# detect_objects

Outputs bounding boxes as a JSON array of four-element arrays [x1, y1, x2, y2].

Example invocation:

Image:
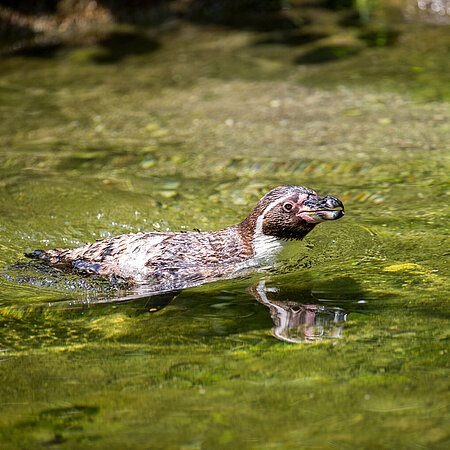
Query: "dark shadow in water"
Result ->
[[9, 42, 63, 58], [359, 29, 399, 48], [0, 0, 56, 56], [0, 17, 35, 43], [5, 30, 160, 61], [296, 44, 360, 64], [16, 404, 99, 442], [188, 12, 300, 32], [321, 0, 354, 11], [173, 0, 301, 32], [0, 1, 302, 58], [0, 0, 58, 15], [1, 0, 400, 65], [338, 9, 361, 27], [91, 30, 160, 64]]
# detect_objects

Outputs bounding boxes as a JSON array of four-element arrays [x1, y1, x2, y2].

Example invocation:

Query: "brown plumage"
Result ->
[[27, 185, 344, 287]]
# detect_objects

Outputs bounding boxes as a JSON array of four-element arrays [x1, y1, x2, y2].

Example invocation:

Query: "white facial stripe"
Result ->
[[253, 193, 296, 260], [255, 194, 294, 235]]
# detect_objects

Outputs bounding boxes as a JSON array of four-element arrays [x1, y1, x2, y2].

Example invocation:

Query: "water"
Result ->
[[0, 7, 449, 448]]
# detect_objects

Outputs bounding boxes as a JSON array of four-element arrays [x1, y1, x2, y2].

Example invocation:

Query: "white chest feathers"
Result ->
[[252, 227, 287, 261], [251, 196, 289, 262]]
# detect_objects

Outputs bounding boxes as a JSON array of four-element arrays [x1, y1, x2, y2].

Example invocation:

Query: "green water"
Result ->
[[0, 8, 449, 449]]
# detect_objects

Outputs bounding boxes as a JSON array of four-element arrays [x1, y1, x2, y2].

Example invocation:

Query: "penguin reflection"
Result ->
[[117, 278, 350, 344], [249, 280, 348, 344]]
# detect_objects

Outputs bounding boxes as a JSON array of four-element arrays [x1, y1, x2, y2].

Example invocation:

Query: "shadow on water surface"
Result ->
[[1, 0, 401, 60], [16, 405, 99, 440], [296, 44, 360, 64], [7, 29, 160, 62], [0, 0, 299, 57], [90, 30, 160, 64]]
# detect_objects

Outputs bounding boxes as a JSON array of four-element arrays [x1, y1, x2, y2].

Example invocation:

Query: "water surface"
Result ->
[[0, 7, 449, 448]]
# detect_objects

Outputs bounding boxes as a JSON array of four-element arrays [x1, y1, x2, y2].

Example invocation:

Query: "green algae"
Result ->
[[0, 6, 449, 449]]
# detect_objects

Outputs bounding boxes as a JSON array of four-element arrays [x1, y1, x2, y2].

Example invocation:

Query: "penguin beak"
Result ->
[[296, 195, 344, 224]]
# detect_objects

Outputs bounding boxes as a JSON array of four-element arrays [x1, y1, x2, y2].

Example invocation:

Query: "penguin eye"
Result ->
[[283, 202, 293, 212]]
